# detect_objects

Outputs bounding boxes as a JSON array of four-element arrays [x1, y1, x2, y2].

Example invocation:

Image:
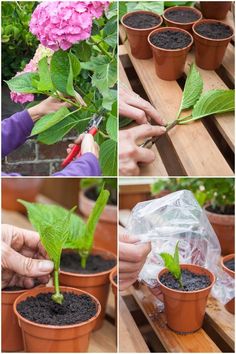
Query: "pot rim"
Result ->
[[121, 10, 163, 32], [148, 26, 193, 53], [60, 247, 117, 279], [13, 286, 101, 330], [157, 264, 215, 294], [204, 203, 235, 218], [193, 19, 234, 42], [221, 253, 235, 276], [109, 267, 118, 289], [163, 5, 202, 26]]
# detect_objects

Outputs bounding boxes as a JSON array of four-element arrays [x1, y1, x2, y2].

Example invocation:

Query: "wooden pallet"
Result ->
[[2, 201, 117, 353], [119, 9, 235, 176]]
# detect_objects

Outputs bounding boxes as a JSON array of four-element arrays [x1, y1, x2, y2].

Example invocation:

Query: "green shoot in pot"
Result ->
[[160, 241, 183, 288]]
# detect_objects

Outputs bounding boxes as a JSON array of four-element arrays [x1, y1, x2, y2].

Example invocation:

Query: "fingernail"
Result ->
[[160, 126, 166, 132], [38, 260, 54, 272]]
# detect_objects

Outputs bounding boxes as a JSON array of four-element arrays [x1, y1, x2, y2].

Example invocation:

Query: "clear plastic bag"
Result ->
[[126, 190, 234, 305]]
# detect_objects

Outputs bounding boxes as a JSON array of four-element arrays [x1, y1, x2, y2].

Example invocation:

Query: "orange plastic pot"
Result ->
[[13, 286, 101, 353], [60, 248, 117, 330], [163, 6, 202, 33], [79, 190, 117, 254], [2, 288, 26, 351], [204, 205, 235, 255], [193, 19, 234, 70], [148, 27, 193, 81], [221, 254, 235, 314], [110, 268, 118, 320], [157, 264, 215, 333], [121, 11, 163, 59], [200, 2, 232, 20]]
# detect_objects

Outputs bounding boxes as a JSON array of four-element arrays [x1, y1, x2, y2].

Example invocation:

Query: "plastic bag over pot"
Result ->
[[126, 190, 234, 305]]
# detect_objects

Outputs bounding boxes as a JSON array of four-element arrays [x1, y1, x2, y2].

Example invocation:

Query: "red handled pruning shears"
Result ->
[[61, 110, 105, 168]]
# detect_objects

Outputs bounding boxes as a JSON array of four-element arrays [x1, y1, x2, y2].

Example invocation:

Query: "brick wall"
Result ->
[[2, 86, 78, 176]]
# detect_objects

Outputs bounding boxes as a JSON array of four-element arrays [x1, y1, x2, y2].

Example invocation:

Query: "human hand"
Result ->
[[67, 133, 100, 159], [119, 226, 151, 291], [119, 124, 166, 175], [119, 85, 165, 125], [1, 224, 54, 289], [28, 96, 71, 122]]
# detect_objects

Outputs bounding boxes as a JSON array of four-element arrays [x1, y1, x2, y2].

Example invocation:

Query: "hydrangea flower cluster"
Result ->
[[29, 1, 109, 51], [10, 45, 53, 104]]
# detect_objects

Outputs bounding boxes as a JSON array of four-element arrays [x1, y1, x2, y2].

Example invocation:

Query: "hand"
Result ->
[[67, 133, 100, 159], [1, 224, 54, 289], [28, 96, 71, 122], [119, 85, 165, 125], [119, 124, 166, 175], [119, 226, 151, 291]]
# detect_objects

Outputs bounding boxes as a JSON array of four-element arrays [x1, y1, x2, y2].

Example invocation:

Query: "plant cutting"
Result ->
[[79, 178, 117, 253], [163, 6, 202, 33], [121, 10, 163, 59], [221, 254, 235, 314], [158, 242, 215, 333], [4, 1, 118, 176], [148, 27, 193, 81], [200, 1, 232, 20], [193, 19, 234, 70]]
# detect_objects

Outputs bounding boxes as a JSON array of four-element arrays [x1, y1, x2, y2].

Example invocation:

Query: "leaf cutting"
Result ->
[[160, 241, 183, 288]]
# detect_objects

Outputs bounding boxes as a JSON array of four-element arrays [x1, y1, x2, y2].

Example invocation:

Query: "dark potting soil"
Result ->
[[195, 22, 233, 39], [160, 269, 211, 291], [61, 253, 116, 274], [224, 258, 235, 272], [123, 13, 161, 29], [165, 9, 201, 23], [17, 292, 97, 326], [3, 286, 25, 291], [206, 204, 234, 215], [150, 30, 192, 49]]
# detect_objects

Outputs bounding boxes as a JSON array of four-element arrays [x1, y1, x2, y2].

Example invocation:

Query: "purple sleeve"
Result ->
[[53, 153, 101, 176], [2, 110, 34, 158]]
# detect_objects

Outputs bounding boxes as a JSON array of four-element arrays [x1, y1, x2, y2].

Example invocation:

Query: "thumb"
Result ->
[[2, 243, 54, 277]]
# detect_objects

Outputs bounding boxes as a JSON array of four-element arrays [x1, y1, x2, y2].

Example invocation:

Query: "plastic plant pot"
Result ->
[[148, 27, 193, 81], [163, 6, 202, 33], [60, 247, 117, 330], [121, 11, 163, 59], [109, 268, 117, 321], [221, 254, 235, 314], [200, 2, 232, 20], [157, 264, 215, 333], [13, 286, 101, 353], [193, 19, 234, 70]]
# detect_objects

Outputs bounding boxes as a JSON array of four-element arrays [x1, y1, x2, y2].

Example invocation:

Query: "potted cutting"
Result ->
[[193, 19, 234, 70], [148, 27, 193, 80], [157, 242, 215, 333], [15, 200, 101, 352], [163, 6, 202, 33], [121, 10, 163, 59], [200, 2, 232, 20], [221, 254, 235, 314], [79, 178, 117, 254]]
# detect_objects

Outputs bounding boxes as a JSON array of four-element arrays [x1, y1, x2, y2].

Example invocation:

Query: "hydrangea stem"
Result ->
[[51, 270, 64, 305], [90, 37, 113, 60]]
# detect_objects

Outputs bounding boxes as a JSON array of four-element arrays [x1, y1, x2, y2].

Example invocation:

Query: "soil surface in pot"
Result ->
[[206, 204, 234, 215], [224, 258, 235, 272], [85, 186, 117, 205], [165, 9, 200, 23], [61, 253, 116, 274], [150, 30, 192, 49], [123, 13, 161, 29], [195, 22, 233, 39], [160, 269, 211, 291], [3, 286, 25, 291], [17, 292, 96, 325]]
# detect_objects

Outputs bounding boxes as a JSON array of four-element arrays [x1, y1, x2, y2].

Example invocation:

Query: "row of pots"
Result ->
[[2, 248, 117, 353], [121, 7, 234, 80]]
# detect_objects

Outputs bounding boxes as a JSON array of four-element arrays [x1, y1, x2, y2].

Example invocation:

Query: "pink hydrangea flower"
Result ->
[[10, 45, 53, 104], [29, 1, 109, 51]]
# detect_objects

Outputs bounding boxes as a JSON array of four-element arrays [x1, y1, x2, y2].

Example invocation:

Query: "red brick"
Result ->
[[7, 140, 36, 162], [38, 141, 69, 160], [2, 162, 50, 176]]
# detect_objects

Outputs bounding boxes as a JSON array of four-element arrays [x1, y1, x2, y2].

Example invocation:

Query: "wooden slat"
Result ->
[[205, 296, 235, 350], [222, 44, 235, 83], [120, 25, 233, 176], [119, 296, 150, 352], [130, 284, 221, 353], [89, 320, 116, 352]]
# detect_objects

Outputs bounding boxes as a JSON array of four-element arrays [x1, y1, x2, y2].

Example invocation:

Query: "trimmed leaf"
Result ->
[[5, 72, 39, 93], [100, 139, 117, 176], [160, 242, 182, 286], [37, 57, 53, 91], [179, 63, 203, 112], [31, 106, 70, 136], [50, 50, 74, 96]]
